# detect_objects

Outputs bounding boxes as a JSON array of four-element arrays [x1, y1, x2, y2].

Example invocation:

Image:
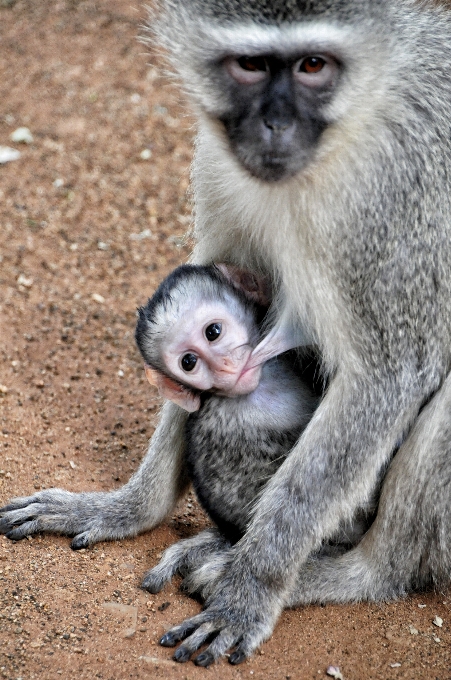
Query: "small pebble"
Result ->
[[140, 148, 152, 160], [17, 274, 33, 288], [390, 663, 401, 668], [10, 127, 33, 143], [130, 228, 152, 240], [92, 293, 105, 304], [326, 666, 343, 680], [432, 616, 443, 628], [0, 146, 20, 163], [409, 626, 419, 635]]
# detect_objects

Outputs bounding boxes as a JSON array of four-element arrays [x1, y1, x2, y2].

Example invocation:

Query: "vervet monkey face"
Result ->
[[217, 51, 341, 181], [161, 300, 263, 395]]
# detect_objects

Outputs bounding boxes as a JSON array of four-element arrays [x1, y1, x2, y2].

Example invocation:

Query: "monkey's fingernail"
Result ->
[[173, 646, 191, 662], [195, 651, 214, 667], [71, 534, 90, 550], [229, 649, 247, 665], [160, 632, 178, 647]]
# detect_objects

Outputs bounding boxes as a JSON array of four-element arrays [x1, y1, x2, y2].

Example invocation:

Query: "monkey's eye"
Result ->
[[181, 353, 198, 372], [225, 56, 269, 84], [299, 56, 325, 74], [294, 55, 336, 88], [205, 323, 222, 342], [237, 56, 268, 73]]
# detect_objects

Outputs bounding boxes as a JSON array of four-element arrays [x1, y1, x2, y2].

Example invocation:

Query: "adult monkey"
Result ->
[[2, 0, 451, 667]]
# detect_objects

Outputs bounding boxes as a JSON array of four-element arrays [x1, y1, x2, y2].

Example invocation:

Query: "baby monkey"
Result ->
[[135, 264, 319, 595]]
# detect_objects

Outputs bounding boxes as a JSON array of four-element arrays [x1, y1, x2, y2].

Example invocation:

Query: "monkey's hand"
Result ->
[[0, 488, 146, 549], [159, 556, 283, 666]]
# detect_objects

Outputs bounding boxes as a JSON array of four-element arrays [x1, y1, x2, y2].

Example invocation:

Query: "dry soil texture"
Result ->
[[0, 2, 450, 680]]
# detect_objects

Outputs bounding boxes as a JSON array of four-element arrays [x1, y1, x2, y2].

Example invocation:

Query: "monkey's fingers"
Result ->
[[0, 488, 143, 548], [161, 608, 268, 666], [0, 494, 41, 513], [172, 621, 218, 663], [0, 501, 78, 540], [160, 612, 208, 647]]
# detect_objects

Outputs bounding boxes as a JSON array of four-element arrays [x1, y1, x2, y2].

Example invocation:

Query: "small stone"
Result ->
[[10, 127, 33, 144], [432, 616, 443, 628], [92, 293, 105, 304], [433, 636, 441, 643], [140, 148, 152, 160], [0, 146, 20, 163], [69, 460, 76, 469], [97, 241, 109, 250], [53, 178, 64, 188], [390, 663, 401, 668], [0, 385, 8, 394], [17, 274, 33, 288], [130, 228, 152, 240], [326, 666, 343, 680], [117, 369, 124, 378], [418, 604, 426, 608], [409, 626, 419, 635]]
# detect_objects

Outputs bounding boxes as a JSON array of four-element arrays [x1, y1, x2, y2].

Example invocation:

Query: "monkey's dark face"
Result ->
[[218, 52, 340, 182]]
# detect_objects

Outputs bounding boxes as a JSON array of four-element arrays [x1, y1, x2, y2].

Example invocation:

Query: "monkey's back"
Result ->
[[185, 356, 317, 542]]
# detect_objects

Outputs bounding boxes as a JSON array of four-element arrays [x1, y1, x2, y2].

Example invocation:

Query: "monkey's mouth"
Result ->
[[232, 363, 262, 395]]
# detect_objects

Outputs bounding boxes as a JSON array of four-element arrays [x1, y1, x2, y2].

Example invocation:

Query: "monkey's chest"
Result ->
[[185, 401, 300, 542]]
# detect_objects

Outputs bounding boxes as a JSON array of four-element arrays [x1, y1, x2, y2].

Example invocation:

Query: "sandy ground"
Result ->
[[0, 2, 450, 679]]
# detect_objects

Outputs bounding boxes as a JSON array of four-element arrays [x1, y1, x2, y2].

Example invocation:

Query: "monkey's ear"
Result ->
[[144, 365, 201, 412], [216, 263, 272, 306]]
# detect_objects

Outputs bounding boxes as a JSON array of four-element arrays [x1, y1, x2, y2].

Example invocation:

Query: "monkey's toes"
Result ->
[[194, 651, 215, 667], [160, 632, 180, 647], [141, 571, 165, 594], [70, 532, 92, 550], [173, 647, 191, 663], [229, 649, 247, 665]]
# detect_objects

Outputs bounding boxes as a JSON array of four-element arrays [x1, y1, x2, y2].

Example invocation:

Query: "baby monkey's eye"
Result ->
[[205, 323, 222, 341], [181, 353, 198, 372]]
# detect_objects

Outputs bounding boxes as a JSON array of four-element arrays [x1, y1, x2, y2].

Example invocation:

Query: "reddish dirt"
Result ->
[[0, 2, 450, 679]]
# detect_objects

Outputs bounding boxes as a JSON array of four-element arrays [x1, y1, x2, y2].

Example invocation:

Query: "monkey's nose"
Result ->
[[217, 356, 238, 374], [263, 117, 292, 132]]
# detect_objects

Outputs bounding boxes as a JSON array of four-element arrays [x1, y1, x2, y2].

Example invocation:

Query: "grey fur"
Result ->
[[185, 355, 316, 541], [2, 0, 451, 667]]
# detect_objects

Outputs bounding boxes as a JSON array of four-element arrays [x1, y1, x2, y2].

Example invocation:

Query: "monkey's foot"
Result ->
[[142, 529, 231, 595], [159, 568, 280, 665], [0, 488, 141, 549]]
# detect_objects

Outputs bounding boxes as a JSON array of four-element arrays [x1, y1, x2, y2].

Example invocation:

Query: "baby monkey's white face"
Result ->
[[162, 300, 263, 396]]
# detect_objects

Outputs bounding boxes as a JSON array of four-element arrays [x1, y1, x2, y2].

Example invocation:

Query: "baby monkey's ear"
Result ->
[[215, 263, 272, 306], [144, 365, 201, 413]]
